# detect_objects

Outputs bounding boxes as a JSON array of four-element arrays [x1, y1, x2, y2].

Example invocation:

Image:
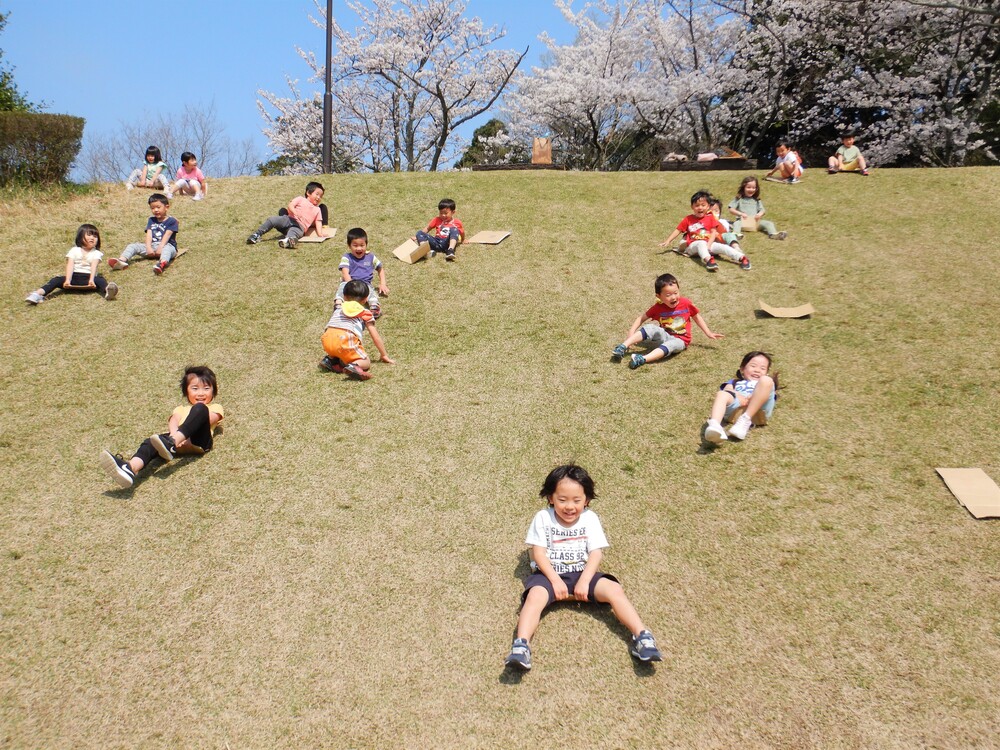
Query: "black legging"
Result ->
[[40, 272, 109, 296], [133, 403, 214, 465]]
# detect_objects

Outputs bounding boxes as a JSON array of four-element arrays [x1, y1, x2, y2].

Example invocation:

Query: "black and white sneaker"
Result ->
[[99, 450, 135, 488], [246, 233, 262, 245], [278, 236, 297, 249], [505, 638, 532, 671], [150, 433, 178, 461], [630, 630, 663, 662]]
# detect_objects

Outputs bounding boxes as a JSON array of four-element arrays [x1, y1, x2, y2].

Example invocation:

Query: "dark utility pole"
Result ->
[[322, 0, 333, 174]]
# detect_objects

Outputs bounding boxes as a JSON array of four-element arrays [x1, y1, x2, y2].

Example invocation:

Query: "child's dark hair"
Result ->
[[737, 351, 779, 391], [540, 464, 597, 502], [654, 273, 679, 293], [346, 227, 368, 245], [343, 279, 369, 300], [438, 198, 456, 211], [145, 145, 162, 162], [709, 197, 722, 210], [690, 190, 712, 205], [181, 365, 218, 397], [737, 175, 760, 200], [180, 151, 196, 164], [75, 223, 101, 250], [775, 138, 792, 149], [149, 193, 169, 206], [305, 181, 325, 196]]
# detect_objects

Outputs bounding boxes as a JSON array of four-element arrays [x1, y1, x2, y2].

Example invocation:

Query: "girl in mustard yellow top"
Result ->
[[99, 366, 224, 489]]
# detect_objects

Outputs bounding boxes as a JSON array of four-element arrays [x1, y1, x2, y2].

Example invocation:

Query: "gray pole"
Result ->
[[322, 0, 333, 174]]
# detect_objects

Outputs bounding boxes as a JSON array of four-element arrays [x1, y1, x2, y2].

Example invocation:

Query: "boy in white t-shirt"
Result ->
[[765, 140, 803, 184], [504, 464, 663, 672]]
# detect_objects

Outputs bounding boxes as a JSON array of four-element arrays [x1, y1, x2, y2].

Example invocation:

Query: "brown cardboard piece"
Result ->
[[392, 239, 430, 264], [532, 137, 552, 165], [936, 468, 1000, 519], [298, 228, 337, 243], [741, 217, 758, 232], [758, 300, 815, 318], [465, 231, 511, 245]]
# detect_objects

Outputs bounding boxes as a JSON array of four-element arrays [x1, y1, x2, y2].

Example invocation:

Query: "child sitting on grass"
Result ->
[[658, 190, 750, 272], [319, 280, 394, 381], [107, 193, 180, 276], [247, 181, 325, 249], [99, 366, 223, 489], [412, 198, 464, 261], [504, 464, 663, 672], [728, 176, 787, 241], [827, 130, 869, 175], [336, 228, 388, 318], [124, 145, 171, 195], [766, 140, 803, 184], [171, 151, 208, 200], [704, 351, 777, 445], [611, 273, 723, 369], [25, 224, 118, 304]]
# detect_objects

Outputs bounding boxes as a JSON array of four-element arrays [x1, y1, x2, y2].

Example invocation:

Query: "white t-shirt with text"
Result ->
[[525, 507, 609, 574]]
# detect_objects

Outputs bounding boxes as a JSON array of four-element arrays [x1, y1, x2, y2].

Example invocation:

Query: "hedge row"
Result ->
[[0, 112, 85, 185]]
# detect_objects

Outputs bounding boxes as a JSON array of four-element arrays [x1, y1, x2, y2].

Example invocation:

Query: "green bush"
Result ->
[[0, 112, 84, 185]]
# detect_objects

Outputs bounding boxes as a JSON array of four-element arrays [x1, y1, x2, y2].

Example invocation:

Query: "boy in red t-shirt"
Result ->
[[610, 273, 724, 369], [658, 190, 748, 272], [412, 198, 464, 261]]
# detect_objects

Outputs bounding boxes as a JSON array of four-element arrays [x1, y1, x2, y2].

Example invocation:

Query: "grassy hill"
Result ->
[[2, 167, 999, 747]]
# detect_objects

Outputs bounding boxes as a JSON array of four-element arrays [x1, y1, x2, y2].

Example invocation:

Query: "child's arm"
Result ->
[[376, 265, 389, 296], [364, 320, 395, 364], [159, 228, 175, 251], [144, 227, 155, 255], [658, 228, 682, 247], [729, 205, 746, 219], [693, 312, 723, 340], [530, 546, 569, 601], [573, 548, 604, 601], [61, 256, 75, 288], [626, 314, 649, 339], [755, 201, 765, 219], [87, 255, 99, 286], [340, 267, 352, 282]]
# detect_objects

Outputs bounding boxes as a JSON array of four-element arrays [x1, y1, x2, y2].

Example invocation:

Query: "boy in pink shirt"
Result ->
[[247, 181, 325, 249]]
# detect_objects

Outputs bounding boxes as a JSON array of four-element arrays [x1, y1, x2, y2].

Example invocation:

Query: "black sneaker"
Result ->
[[445, 251, 456, 262], [505, 638, 532, 671], [705, 257, 719, 272], [630, 630, 663, 662], [319, 355, 345, 373], [99, 450, 135, 488], [246, 233, 261, 245], [150, 433, 178, 461], [344, 363, 372, 381]]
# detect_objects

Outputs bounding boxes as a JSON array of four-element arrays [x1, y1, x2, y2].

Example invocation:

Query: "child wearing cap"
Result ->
[[318, 279, 394, 381]]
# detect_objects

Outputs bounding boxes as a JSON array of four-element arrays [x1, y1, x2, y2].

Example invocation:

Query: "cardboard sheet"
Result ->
[[758, 300, 815, 318], [936, 468, 1000, 519], [298, 229, 337, 243], [741, 217, 758, 232], [392, 238, 430, 264], [465, 231, 511, 245]]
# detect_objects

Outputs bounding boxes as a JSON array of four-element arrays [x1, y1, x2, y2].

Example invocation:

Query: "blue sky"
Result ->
[[1, 0, 573, 170]]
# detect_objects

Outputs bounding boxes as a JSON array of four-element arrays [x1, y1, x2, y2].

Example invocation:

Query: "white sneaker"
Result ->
[[165, 190, 173, 200], [192, 194, 203, 201], [728, 414, 753, 440], [704, 420, 728, 444], [25, 291, 44, 305], [124, 181, 134, 191]]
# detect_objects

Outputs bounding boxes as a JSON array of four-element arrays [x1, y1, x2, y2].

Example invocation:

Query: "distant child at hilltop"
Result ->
[[765, 140, 803, 184], [171, 151, 208, 200], [125, 145, 171, 195], [247, 181, 325, 249], [610, 273, 723, 370], [827, 131, 869, 175], [412, 198, 464, 262]]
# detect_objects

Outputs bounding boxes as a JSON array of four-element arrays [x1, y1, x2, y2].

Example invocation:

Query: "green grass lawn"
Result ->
[[2, 167, 999, 748]]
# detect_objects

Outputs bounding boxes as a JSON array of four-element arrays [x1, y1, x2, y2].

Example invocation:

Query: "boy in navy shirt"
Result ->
[[335, 228, 388, 318], [108, 193, 180, 276]]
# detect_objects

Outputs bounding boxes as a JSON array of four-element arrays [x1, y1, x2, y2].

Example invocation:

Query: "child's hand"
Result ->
[[737, 394, 750, 407], [754, 212, 764, 219], [378, 284, 389, 296], [551, 578, 570, 601], [573, 580, 591, 602], [706, 331, 724, 340], [657, 239, 672, 247], [380, 355, 396, 365]]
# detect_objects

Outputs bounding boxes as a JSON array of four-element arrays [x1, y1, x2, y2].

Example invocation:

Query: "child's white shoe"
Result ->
[[728, 414, 753, 440], [704, 419, 728, 444], [25, 291, 44, 305]]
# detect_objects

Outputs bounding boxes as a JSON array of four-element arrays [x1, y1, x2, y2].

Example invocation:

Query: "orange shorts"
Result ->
[[321, 327, 367, 364]]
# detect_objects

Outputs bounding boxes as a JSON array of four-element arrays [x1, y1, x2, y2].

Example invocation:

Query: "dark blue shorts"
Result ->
[[521, 570, 619, 607]]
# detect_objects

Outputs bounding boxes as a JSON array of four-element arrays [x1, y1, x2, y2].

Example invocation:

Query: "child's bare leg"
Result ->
[[710, 390, 735, 423], [593, 578, 646, 636], [622, 331, 645, 348], [354, 356, 373, 372], [857, 155, 867, 170], [128, 456, 145, 474], [641, 347, 667, 364], [828, 156, 840, 171], [742, 376, 774, 420], [515, 586, 549, 641]]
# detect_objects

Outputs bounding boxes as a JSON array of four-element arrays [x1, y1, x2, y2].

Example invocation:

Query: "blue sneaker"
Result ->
[[610, 344, 627, 363], [630, 630, 662, 662], [629, 353, 646, 370], [505, 638, 532, 671]]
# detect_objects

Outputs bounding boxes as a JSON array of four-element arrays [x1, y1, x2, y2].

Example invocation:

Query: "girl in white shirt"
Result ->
[[25, 224, 118, 304]]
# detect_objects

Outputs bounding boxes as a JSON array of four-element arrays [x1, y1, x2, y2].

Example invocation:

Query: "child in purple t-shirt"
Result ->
[[335, 227, 388, 317]]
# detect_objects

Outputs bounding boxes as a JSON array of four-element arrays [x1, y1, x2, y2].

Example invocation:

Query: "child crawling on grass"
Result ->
[[99, 366, 223, 488], [504, 464, 663, 672], [319, 279, 394, 381]]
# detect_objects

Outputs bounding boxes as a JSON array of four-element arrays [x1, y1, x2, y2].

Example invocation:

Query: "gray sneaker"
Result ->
[[505, 638, 532, 671], [246, 233, 262, 245], [105, 282, 119, 301], [25, 291, 44, 305], [630, 630, 662, 662], [278, 236, 297, 249]]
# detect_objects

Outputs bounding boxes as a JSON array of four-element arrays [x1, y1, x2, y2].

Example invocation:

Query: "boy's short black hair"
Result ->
[[180, 151, 196, 163], [438, 198, 456, 211], [776, 138, 792, 149], [181, 365, 218, 397], [690, 190, 712, 205], [841, 129, 856, 139], [149, 193, 169, 206], [346, 227, 368, 245], [305, 181, 325, 196], [655, 273, 679, 293], [343, 280, 369, 300], [708, 196, 722, 209], [540, 464, 597, 502]]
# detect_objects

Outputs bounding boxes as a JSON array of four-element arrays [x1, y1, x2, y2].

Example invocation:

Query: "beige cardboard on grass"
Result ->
[[758, 300, 815, 318], [741, 217, 758, 232], [297, 228, 338, 243], [392, 238, 430, 264], [935, 468, 1000, 519], [465, 231, 512, 245]]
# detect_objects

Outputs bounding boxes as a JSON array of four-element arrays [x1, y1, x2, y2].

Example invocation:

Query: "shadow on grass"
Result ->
[[100, 455, 202, 498]]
